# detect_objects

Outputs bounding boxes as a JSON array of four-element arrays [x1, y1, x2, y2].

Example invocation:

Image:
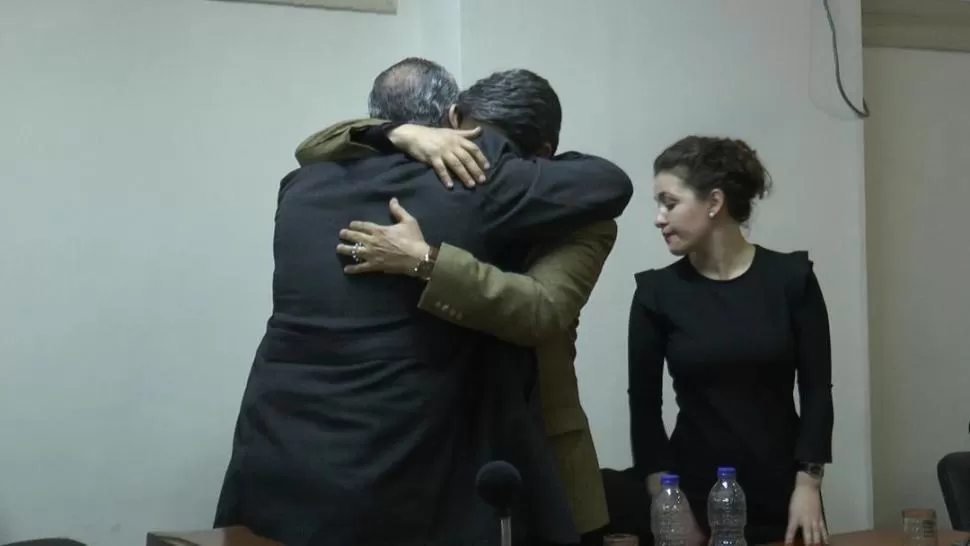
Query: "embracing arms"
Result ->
[[305, 120, 625, 344], [297, 119, 633, 241]]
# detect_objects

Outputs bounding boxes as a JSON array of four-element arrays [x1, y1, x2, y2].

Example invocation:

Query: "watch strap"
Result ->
[[797, 462, 825, 478], [415, 246, 439, 281]]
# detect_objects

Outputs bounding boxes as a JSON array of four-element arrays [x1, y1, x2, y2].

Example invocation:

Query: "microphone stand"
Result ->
[[499, 509, 512, 546]]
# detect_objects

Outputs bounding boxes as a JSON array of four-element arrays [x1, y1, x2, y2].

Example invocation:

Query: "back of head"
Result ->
[[456, 69, 562, 156], [368, 57, 459, 126], [653, 136, 772, 224]]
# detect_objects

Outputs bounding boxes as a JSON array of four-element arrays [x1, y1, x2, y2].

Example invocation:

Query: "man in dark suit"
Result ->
[[213, 58, 633, 546]]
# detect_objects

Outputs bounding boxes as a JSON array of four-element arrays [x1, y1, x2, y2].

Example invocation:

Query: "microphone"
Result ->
[[475, 460, 522, 546]]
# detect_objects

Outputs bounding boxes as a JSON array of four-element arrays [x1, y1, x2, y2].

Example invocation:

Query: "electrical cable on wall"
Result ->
[[823, 0, 870, 118]]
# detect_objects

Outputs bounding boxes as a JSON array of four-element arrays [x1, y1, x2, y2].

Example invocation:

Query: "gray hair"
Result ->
[[367, 57, 459, 126]]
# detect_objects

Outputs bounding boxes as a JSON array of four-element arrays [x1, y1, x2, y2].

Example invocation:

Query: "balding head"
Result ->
[[367, 58, 459, 126]]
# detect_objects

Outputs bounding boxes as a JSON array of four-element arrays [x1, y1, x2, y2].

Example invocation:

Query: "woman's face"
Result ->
[[653, 172, 717, 256]]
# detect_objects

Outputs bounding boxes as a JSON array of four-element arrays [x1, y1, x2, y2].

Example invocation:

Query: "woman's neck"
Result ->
[[688, 226, 755, 281]]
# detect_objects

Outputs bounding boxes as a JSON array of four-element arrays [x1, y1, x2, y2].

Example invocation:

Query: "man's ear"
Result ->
[[447, 104, 460, 129], [535, 142, 554, 159]]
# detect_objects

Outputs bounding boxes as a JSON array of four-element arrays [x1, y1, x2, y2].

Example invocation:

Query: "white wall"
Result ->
[[864, 47, 970, 529], [0, 1, 871, 544]]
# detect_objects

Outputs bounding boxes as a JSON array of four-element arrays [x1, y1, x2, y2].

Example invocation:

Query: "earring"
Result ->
[[708, 211, 715, 218]]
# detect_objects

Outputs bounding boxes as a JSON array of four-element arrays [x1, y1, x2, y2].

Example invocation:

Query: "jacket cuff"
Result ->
[[416, 243, 473, 322]]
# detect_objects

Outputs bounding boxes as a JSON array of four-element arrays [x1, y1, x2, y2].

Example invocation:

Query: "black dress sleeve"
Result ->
[[628, 271, 674, 479], [788, 253, 835, 464]]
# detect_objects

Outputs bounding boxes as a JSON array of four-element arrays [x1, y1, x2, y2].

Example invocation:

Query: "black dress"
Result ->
[[627, 246, 834, 544]]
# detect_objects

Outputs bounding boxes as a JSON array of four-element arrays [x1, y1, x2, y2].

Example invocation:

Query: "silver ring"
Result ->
[[351, 243, 364, 263]]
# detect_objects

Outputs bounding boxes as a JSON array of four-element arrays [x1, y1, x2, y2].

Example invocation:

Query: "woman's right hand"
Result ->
[[387, 124, 489, 189]]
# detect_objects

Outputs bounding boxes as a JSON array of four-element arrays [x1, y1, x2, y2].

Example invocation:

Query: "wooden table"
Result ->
[[146, 527, 967, 546], [772, 529, 970, 546], [146, 527, 282, 546]]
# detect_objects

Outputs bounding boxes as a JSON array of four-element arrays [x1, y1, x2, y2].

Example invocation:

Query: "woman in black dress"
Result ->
[[628, 136, 833, 545]]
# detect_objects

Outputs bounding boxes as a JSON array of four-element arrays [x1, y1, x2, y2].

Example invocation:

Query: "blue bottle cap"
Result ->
[[660, 473, 680, 486], [717, 467, 737, 479]]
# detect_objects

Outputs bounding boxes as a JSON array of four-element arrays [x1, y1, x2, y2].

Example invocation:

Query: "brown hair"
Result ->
[[653, 136, 772, 223]]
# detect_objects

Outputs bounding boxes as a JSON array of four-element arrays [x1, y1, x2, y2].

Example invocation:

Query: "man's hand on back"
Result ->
[[387, 125, 490, 189], [336, 198, 430, 276]]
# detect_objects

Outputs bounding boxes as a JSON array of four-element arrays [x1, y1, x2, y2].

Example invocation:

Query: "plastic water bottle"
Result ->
[[707, 467, 747, 546], [651, 473, 691, 546]]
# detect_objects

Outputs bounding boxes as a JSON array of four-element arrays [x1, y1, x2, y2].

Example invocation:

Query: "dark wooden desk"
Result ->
[[148, 526, 967, 546], [146, 527, 282, 546], [769, 529, 970, 546]]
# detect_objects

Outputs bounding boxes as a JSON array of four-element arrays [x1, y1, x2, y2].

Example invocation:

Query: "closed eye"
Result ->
[[655, 191, 677, 209]]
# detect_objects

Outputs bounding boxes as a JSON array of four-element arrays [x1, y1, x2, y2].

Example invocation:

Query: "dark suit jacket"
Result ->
[[214, 128, 633, 546]]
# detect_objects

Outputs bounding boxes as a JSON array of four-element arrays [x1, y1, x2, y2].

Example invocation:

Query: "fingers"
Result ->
[[461, 139, 490, 173], [416, 128, 489, 189], [388, 198, 414, 223], [436, 148, 485, 189], [443, 151, 477, 189], [456, 126, 482, 139], [810, 520, 826, 545], [452, 148, 486, 186], [785, 517, 797, 545], [335, 243, 359, 257], [343, 261, 376, 274], [430, 157, 454, 189], [336, 242, 377, 274], [785, 521, 825, 546], [346, 221, 381, 234], [338, 228, 374, 245]]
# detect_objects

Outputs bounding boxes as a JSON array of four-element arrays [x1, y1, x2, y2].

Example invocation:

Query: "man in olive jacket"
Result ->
[[295, 114, 615, 543]]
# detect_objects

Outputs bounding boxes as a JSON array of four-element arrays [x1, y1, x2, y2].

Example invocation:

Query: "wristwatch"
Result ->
[[414, 246, 439, 281], [797, 461, 825, 479]]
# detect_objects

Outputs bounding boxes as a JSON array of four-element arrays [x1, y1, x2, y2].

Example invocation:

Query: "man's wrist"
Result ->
[[348, 122, 402, 154], [386, 123, 414, 150], [410, 244, 437, 281], [795, 467, 824, 489]]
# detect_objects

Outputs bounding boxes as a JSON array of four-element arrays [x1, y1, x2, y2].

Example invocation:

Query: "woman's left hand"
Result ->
[[336, 198, 429, 276], [785, 480, 828, 545]]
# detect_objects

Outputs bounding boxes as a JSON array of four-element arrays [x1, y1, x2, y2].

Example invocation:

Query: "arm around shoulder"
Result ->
[[478, 139, 634, 245], [294, 118, 388, 166]]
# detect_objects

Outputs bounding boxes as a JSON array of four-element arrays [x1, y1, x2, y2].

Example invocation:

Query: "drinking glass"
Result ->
[[902, 508, 938, 546]]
